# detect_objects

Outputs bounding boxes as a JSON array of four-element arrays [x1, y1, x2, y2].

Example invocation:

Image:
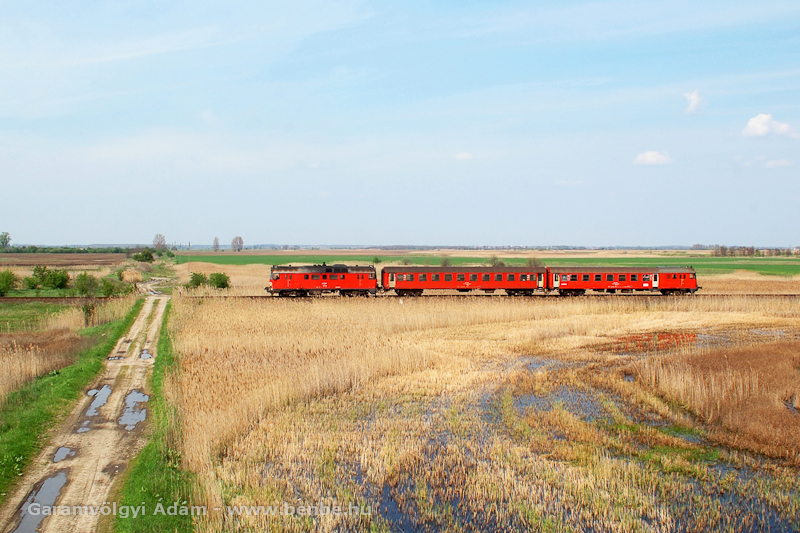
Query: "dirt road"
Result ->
[[0, 296, 168, 533]]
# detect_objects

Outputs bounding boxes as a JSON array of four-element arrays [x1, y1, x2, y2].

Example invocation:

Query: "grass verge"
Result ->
[[0, 298, 144, 502], [115, 300, 198, 533]]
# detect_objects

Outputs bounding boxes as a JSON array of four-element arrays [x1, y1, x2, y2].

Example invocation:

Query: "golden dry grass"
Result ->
[[164, 294, 800, 531], [0, 296, 137, 401]]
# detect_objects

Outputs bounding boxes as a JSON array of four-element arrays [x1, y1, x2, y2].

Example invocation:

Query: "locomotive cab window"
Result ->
[[594, 274, 602, 282], [690, 273, 696, 279], [369, 273, 375, 280], [322, 275, 327, 279], [272, 273, 279, 280], [445, 274, 453, 281], [457, 274, 465, 281], [432, 274, 440, 281]]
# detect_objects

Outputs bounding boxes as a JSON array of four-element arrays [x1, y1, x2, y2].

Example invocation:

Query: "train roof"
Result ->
[[381, 266, 547, 273], [548, 266, 696, 273], [270, 263, 375, 273]]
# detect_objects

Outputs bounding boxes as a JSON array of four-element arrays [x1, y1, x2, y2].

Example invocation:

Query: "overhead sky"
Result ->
[[1, 1, 799, 247]]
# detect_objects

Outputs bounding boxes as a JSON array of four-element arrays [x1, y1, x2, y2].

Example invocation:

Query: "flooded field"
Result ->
[[164, 295, 800, 532]]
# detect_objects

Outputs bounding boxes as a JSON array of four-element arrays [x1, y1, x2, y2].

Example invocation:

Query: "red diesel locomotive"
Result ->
[[267, 264, 699, 297]]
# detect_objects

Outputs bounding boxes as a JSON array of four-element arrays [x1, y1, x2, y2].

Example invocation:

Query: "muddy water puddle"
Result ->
[[139, 349, 152, 359], [119, 390, 149, 430], [85, 385, 112, 416], [515, 387, 614, 423], [52, 447, 76, 463], [13, 470, 68, 533]]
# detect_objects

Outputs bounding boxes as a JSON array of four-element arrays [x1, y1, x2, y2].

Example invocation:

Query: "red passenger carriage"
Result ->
[[381, 266, 547, 296]]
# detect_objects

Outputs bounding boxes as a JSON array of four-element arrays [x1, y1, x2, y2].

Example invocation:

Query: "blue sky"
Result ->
[[1, 1, 799, 247]]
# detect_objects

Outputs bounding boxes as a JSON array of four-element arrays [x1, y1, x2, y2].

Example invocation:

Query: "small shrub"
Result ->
[[188, 273, 208, 288], [75, 272, 100, 297], [372, 256, 383, 264], [132, 249, 155, 263], [43, 269, 70, 289], [526, 257, 544, 268], [0, 270, 19, 296], [208, 273, 231, 289], [440, 256, 453, 267], [32, 265, 49, 282], [23, 276, 40, 290], [400, 258, 414, 266], [165, 250, 175, 258]]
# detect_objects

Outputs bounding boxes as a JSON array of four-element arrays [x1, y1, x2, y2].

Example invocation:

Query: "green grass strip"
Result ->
[[116, 300, 198, 533], [0, 298, 144, 502], [175, 254, 800, 276]]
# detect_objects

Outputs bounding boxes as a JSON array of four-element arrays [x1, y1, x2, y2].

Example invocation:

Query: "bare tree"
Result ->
[[231, 236, 244, 252], [0, 232, 10, 249], [153, 233, 166, 250], [213, 237, 220, 252], [525, 256, 544, 268]]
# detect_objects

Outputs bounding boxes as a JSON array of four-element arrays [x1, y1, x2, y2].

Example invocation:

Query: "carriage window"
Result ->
[[304, 274, 309, 279], [570, 275, 578, 282], [619, 275, 626, 281], [643, 274, 651, 281], [457, 274, 465, 281], [470, 274, 478, 281], [406, 274, 414, 281], [654, 274, 658, 281], [582, 274, 589, 282], [482, 274, 490, 281], [508, 274, 515, 281], [630, 275, 638, 281], [389, 273, 394, 281], [312, 274, 321, 280], [555, 274, 560, 282], [594, 274, 602, 282], [419, 274, 427, 282], [432, 274, 440, 281], [445, 274, 452, 281], [606, 274, 614, 281], [538, 273, 543, 281], [520, 274, 528, 281], [495, 274, 503, 281]]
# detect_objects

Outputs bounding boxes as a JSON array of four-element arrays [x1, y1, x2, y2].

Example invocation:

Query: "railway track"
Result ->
[[184, 293, 800, 299]]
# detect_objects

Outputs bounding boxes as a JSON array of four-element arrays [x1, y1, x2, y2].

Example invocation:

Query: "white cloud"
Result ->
[[766, 159, 794, 168], [453, 152, 473, 160], [633, 151, 673, 165], [683, 89, 702, 114], [742, 113, 798, 137]]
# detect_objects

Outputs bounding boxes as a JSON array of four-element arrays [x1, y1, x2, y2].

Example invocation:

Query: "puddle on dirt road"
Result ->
[[52, 447, 76, 463], [13, 470, 68, 533], [139, 349, 152, 359], [119, 391, 149, 430], [107, 356, 123, 360], [85, 385, 112, 416]]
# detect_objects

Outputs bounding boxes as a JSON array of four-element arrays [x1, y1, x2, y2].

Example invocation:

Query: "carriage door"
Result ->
[[537, 272, 544, 289], [389, 272, 396, 289], [652, 274, 659, 289]]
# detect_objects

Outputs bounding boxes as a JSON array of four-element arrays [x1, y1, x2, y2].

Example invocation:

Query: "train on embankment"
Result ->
[[266, 263, 699, 297]]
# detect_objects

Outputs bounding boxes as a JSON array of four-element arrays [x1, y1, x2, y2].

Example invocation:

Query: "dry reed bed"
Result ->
[[167, 295, 800, 531], [0, 295, 137, 401]]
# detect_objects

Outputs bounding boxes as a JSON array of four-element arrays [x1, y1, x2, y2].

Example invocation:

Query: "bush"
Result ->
[[101, 278, 131, 297], [188, 273, 208, 288], [372, 256, 383, 264], [440, 256, 453, 267], [32, 265, 49, 282], [164, 250, 175, 258], [525, 257, 544, 268], [0, 270, 19, 296], [75, 272, 100, 297], [43, 269, 70, 289], [132, 249, 155, 263], [400, 258, 414, 266], [23, 276, 40, 290], [208, 273, 231, 289]]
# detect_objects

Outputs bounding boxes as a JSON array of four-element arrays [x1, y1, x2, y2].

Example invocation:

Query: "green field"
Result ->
[[176, 254, 800, 276], [0, 301, 74, 332]]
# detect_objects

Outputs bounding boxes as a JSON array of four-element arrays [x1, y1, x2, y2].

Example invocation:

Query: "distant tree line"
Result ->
[[711, 245, 798, 257]]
